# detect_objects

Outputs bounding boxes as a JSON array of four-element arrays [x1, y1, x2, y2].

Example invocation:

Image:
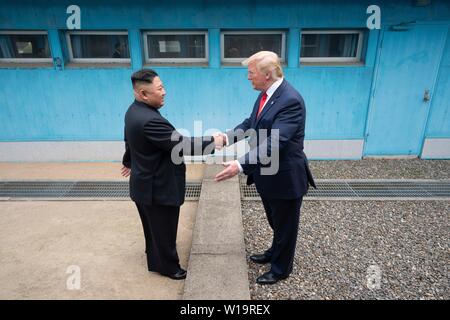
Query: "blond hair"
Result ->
[[242, 51, 283, 80]]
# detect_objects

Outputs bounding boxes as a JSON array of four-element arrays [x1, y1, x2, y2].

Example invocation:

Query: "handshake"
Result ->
[[121, 131, 240, 182], [213, 132, 227, 150]]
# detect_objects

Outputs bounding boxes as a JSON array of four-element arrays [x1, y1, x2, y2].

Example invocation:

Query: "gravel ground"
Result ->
[[242, 160, 450, 300], [242, 200, 449, 300], [308, 159, 450, 180]]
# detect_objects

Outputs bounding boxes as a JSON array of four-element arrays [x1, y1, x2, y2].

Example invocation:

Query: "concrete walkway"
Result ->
[[0, 163, 206, 299], [0, 162, 205, 181]]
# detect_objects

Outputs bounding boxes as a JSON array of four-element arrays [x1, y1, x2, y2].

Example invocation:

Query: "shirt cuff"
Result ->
[[234, 160, 243, 173], [224, 133, 230, 146]]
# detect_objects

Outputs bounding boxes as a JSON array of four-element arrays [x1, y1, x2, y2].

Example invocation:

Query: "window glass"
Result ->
[[0, 33, 50, 59], [146, 33, 206, 60], [301, 33, 360, 58], [223, 33, 283, 59], [69, 34, 129, 59]]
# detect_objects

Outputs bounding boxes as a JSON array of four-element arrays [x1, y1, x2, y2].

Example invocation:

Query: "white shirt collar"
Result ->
[[265, 78, 284, 99]]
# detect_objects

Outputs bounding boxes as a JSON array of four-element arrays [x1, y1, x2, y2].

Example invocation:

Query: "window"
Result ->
[[143, 31, 208, 64], [0, 31, 52, 62], [66, 31, 130, 63], [300, 30, 364, 64], [221, 31, 286, 64]]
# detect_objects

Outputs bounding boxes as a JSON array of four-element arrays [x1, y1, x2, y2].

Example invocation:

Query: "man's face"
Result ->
[[137, 76, 166, 108], [247, 61, 268, 91]]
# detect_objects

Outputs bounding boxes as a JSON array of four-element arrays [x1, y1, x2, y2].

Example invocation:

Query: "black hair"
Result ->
[[131, 69, 159, 88]]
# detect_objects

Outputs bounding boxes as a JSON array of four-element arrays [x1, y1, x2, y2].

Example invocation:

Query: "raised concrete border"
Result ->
[[0, 141, 124, 162], [1, 139, 366, 161], [183, 165, 250, 300], [0, 141, 248, 163], [421, 138, 450, 159], [304, 139, 364, 160]]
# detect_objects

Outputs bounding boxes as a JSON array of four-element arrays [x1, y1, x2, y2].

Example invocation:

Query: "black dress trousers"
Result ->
[[261, 197, 303, 277], [135, 202, 181, 275]]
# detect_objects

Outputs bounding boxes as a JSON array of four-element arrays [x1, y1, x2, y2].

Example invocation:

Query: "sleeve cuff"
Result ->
[[224, 133, 230, 146], [234, 160, 243, 173]]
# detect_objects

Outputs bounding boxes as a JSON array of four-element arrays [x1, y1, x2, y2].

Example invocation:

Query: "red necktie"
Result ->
[[256, 92, 268, 118]]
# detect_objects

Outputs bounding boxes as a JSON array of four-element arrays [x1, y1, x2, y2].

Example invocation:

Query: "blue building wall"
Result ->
[[0, 0, 449, 159], [427, 28, 450, 138]]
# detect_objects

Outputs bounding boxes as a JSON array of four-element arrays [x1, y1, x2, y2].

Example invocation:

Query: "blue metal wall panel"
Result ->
[[0, 0, 449, 153], [0, 68, 133, 141], [288, 66, 373, 139], [364, 24, 448, 156], [0, 65, 374, 141], [1, 1, 449, 29], [426, 26, 450, 138]]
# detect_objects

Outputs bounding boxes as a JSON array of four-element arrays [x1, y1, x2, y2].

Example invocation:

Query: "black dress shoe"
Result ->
[[162, 268, 187, 280], [256, 271, 287, 285], [250, 253, 271, 264]]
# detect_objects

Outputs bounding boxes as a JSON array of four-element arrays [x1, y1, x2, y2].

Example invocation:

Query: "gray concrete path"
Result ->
[[0, 201, 197, 299], [0, 162, 205, 181], [0, 163, 205, 299]]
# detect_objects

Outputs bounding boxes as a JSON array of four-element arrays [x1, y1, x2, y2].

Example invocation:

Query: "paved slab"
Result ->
[[0, 163, 205, 299], [0, 162, 205, 181], [0, 201, 197, 299]]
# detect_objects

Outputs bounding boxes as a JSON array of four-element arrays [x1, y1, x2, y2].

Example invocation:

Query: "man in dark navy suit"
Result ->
[[215, 51, 316, 285], [121, 69, 225, 280]]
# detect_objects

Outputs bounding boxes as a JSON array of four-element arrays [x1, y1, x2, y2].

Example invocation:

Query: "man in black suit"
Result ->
[[215, 51, 316, 285], [121, 69, 224, 280]]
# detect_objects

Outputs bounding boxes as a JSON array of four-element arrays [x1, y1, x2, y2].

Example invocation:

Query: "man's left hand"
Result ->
[[215, 161, 240, 182], [121, 166, 131, 177]]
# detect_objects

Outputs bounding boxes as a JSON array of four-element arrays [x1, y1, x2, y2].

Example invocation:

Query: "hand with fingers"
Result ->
[[214, 160, 240, 182], [121, 166, 131, 177], [213, 132, 227, 150]]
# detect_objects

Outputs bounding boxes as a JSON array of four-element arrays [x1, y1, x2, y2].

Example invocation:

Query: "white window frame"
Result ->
[[143, 31, 209, 64], [0, 30, 52, 63], [221, 30, 286, 64], [300, 29, 364, 63], [66, 31, 131, 63]]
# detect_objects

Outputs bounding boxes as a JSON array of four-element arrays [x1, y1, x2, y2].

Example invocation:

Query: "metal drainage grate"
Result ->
[[241, 180, 450, 200], [0, 181, 202, 201], [185, 182, 202, 199]]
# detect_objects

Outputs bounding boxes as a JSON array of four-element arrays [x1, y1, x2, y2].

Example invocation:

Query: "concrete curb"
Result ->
[[183, 165, 250, 300]]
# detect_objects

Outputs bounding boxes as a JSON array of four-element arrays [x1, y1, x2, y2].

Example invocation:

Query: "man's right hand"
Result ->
[[121, 166, 131, 177], [213, 132, 227, 150]]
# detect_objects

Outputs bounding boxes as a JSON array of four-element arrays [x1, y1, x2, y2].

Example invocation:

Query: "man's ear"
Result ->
[[138, 88, 148, 99]]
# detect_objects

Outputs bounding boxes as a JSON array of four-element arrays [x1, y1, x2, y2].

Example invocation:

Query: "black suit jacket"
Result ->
[[122, 100, 215, 206]]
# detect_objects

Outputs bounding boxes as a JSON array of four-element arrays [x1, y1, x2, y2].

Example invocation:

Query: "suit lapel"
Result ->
[[254, 80, 286, 128]]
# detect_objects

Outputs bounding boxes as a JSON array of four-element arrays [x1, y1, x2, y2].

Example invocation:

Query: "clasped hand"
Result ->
[[121, 132, 237, 182], [213, 132, 227, 150]]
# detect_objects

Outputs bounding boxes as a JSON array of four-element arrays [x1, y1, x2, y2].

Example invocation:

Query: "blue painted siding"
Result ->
[[0, 68, 133, 140], [426, 26, 450, 138], [0, 0, 449, 158], [0, 63, 376, 141], [2, 1, 449, 30], [364, 24, 448, 156], [290, 66, 374, 139]]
